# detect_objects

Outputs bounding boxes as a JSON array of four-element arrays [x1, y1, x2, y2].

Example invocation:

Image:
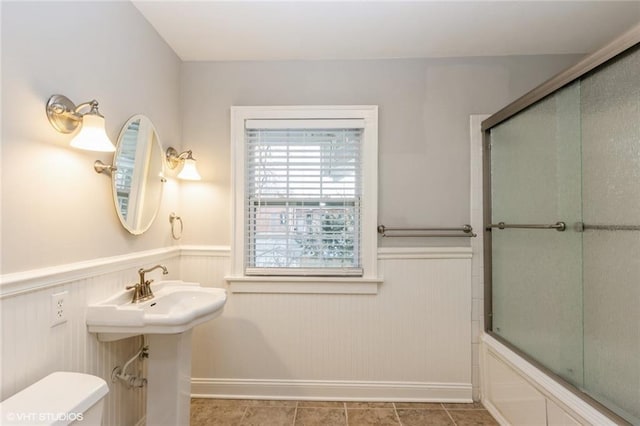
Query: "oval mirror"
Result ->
[[111, 115, 164, 235]]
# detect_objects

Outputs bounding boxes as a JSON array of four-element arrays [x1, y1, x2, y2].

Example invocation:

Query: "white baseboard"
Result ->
[[191, 378, 472, 402]]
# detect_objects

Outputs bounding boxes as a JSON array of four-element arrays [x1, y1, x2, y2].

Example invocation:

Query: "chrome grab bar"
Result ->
[[576, 222, 640, 232], [488, 221, 566, 232], [377, 224, 476, 237]]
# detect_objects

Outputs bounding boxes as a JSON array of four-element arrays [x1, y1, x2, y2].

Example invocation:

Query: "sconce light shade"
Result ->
[[46, 94, 115, 152], [177, 158, 202, 181], [70, 114, 115, 152], [166, 147, 202, 181]]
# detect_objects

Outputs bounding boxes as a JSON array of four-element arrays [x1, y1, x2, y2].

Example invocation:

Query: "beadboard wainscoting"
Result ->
[[1, 244, 474, 425], [0, 248, 181, 426], [182, 246, 474, 402]]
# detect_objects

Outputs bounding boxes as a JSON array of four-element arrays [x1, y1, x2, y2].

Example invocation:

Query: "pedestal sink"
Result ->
[[86, 280, 227, 426]]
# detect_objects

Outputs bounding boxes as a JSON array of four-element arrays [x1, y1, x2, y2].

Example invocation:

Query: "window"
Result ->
[[230, 106, 379, 286]]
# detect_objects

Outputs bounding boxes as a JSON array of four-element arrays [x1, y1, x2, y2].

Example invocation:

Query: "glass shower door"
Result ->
[[490, 81, 584, 387], [580, 47, 640, 424], [487, 41, 640, 424]]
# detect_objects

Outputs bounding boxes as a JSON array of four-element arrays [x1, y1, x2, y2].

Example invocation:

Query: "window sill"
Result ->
[[224, 276, 382, 294]]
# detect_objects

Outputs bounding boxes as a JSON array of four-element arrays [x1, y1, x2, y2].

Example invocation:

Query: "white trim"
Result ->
[[225, 276, 381, 294], [230, 105, 379, 119], [230, 105, 379, 280], [0, 247, 180, 298], [180, 245, 471, 260], [470, 113, 490, 402], [482, 334, 618, 426], [377, 247, 472, 259], [245, 119, 365, 129], [0, 245, 472, 298], [179, 245, 231, 257], [192, 378, 472, 402]]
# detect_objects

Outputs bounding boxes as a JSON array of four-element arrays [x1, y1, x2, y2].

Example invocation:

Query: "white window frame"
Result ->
[[227, 106, 380, 294]]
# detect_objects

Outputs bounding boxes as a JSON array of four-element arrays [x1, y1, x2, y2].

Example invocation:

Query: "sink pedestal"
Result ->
[[146, 330, 193, 426], [86, 281, 227, 424]]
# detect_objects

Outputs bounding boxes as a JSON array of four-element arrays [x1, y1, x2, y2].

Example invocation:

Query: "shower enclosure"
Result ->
[[482, 27, 639, 425]]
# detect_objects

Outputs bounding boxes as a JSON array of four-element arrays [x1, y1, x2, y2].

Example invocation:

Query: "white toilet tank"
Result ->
[[0, 372, 108, 426]]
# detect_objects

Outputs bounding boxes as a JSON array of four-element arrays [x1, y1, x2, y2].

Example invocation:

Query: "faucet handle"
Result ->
[[142, 279, 155, 299], [126, 282, 146, 304]]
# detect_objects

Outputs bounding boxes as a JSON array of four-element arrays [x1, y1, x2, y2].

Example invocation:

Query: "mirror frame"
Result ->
[[111, 114, 165, 235]]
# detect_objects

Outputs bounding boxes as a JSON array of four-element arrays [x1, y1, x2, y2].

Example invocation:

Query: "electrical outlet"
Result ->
[[51, 291, 68, 327]]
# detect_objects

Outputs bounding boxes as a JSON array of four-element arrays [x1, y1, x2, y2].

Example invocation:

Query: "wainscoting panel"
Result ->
[[184, 247, 473, 401], [1, 246, 474, 424], [0, 251, 181, 426]]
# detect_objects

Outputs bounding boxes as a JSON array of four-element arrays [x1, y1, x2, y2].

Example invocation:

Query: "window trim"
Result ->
[[229, 106, 379, 291]]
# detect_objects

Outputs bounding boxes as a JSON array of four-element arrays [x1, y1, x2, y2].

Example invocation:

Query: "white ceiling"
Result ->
[[132, 1, 640, 62]]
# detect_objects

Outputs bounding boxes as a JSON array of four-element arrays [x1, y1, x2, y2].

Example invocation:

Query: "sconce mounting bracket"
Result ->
[[166, 147, 181, 169], [94, 160, 117, 176], [46, 94, 81, 134]]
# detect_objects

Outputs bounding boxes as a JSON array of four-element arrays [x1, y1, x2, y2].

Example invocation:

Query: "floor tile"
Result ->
[[189, 398, 499, 426], [396, 409, 455, 426], [394, 402, 444, 410], [192, 398, 252, 407], [346, 402, 394, 408], [295, 407, 347, 425], [190, 404, 246, 426], [347, 408, 400, 425], [448, 410, 499, 426], [241, 407, 296, 426]]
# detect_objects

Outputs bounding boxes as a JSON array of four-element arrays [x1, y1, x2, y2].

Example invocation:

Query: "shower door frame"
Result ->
[[481, 23, 640, 426]]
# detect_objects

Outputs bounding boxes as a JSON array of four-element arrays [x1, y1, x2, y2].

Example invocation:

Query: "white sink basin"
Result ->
[[86, 280, 227, 341]]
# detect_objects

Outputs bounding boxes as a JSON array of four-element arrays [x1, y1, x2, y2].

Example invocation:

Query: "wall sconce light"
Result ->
[[166, 147, 202, 181], [46, 94, 116, 152]]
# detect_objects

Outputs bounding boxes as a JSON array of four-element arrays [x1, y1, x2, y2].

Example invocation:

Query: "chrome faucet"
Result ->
[[126, 264, 168, 303]]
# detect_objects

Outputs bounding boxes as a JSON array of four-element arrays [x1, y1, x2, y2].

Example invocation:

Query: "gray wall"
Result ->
[[0, 0, 582, 273], [1, 1, 182, 274], [179, 55, 581, 247]]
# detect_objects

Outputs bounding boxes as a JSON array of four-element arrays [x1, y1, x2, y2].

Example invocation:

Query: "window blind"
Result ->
[[245, 119, 364, 276]]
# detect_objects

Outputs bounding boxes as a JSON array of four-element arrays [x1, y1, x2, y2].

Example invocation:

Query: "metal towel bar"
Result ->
[[488, 221, 566, 232], [488, 222, 640, 232], [377, 224, 476, 237], [577, 223, 640, 232]]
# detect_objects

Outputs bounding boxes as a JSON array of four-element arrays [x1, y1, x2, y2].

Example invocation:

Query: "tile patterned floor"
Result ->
[[190, 399, 499, 426]]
